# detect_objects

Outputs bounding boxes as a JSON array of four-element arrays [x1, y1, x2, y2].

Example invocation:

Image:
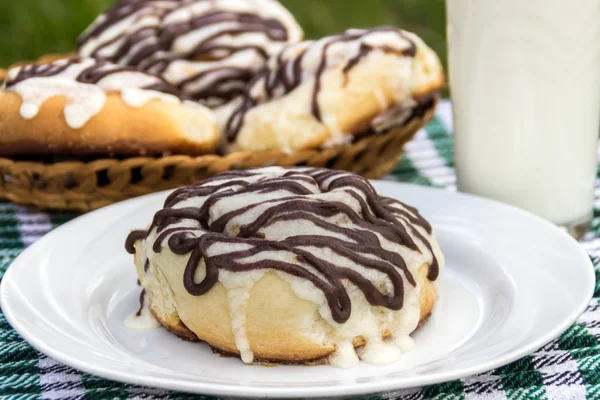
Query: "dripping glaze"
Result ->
[[224, 27, 419, 142], [3, 57, 190, 129], [125, 167, 442, 366], [77, 0, 303, 106]]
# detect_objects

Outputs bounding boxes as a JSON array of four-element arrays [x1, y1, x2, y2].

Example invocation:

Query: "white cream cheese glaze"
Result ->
[[124, 289, 162, 330], [126, 167, 444, 367], [223, 27, 423, 143], [77, 0, 304, 107], [2, 57, 207, 129]]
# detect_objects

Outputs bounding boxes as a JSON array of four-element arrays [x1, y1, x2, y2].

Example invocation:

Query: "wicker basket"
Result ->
[[0, 56, 437, 211]]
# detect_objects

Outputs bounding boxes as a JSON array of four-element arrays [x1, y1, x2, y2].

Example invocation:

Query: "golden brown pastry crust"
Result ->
[[144, 262, 437, 364], [222, 30, 444, 153], [0, 92, 219, 156]]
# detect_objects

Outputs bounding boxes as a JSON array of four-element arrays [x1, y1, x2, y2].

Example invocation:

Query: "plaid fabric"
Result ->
[[1, 100, 600, 400]]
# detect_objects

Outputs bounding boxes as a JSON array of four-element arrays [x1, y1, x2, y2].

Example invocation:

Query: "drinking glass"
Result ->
[[447, 0, 600, 237]]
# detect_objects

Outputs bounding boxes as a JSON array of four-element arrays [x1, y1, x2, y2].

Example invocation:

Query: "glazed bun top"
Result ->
[[223, 27, 443, 145], [76, 0, 177, 66], [77, 0, 304, 107], [2, 57, 208, 129], [4, 56, 179, 95], [126, 166, 442, 324]]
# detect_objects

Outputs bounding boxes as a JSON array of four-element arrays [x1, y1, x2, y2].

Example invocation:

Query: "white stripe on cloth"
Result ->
[[39, 356, 86, 400], [403, 129, 456, 190], [532, 351, 586, 400], [125, 386, 171, 399], [542, 370, 586, 400], [383, 387, 423, 400], [593, 183, 600, 210], [580, 241, 600, 264], [577, 299, 600, 339], [435, 100, 453, 134], [13, 205, 53, 247], [462, 372, 507, 400]]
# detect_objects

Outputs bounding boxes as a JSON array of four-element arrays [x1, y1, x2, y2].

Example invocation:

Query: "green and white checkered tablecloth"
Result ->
[[1, 100, 600, 400]]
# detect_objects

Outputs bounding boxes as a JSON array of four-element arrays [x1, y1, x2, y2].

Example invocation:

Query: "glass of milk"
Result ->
[[447, 0, 600, 237]]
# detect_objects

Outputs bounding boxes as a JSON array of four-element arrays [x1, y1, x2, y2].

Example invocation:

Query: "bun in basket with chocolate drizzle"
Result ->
[[125, 167, 444, 367], [219, 27, 444, 154], [77, 0, 303, 107], [0, 57, 219, 156], [219, 27, 443, 153]]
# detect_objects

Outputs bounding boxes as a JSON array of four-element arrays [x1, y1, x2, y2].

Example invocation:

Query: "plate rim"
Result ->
[[1, 182, 595, 398]]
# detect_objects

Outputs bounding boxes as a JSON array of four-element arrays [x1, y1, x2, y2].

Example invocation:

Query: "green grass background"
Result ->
[[0, 0, 447, 69]]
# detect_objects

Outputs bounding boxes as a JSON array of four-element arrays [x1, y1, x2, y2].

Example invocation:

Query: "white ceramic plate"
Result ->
[[1, 182, 595, 398]]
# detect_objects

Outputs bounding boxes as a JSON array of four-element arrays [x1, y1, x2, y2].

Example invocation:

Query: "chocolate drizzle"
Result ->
[[126, 167, 440, 324], [77, 0, 302, 106], [224, 27, 418, 142], [136, 289, 147, 316], [126, 229, 148, 253], [77, 0, 176, 64], [4, 57, 184, 97]]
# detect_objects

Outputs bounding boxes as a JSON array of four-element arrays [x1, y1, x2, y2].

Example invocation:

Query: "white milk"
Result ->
[[447, 0, 600, 226]]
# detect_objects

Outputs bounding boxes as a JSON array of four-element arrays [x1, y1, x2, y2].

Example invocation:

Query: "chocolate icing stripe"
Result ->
[[385, 198, 432, 234], [285, 234, 416, 287], [154, 226, 200, 253], [175, 67, 253, 101], [225, 27, 418, 142], [125, 229, 148, 253], [4, 59, 77, 87], [197, 234, 352, 320], [152, 207, 204, 232], [89, 20, 163, 63], [4, 57, 185, 98], [77, 0, 301, 106], [77, 0, 175, 47], [208, 194, 317, 234], [256, 212, 381, 246], [345, 189, 420, 251], [159, 11, 288, 54], [126, 167, 439, 324], [163, 177, 256, 208], [136, 289, 147, 316], [384, 201, 438, 279]]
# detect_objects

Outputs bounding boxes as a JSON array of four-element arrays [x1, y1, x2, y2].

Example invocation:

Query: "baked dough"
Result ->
[[0, 57, 219, 156], [77, 0, 303, 107], [126, 167, 444, 367], [220, 27, 444, 153]]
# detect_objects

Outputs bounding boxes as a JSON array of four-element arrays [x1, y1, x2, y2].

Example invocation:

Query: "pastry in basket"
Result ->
[[125, 167, 443, 367], [77, 0, 303, 107], [220, 27, 444, 154], [0, 57, 219, 156]]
